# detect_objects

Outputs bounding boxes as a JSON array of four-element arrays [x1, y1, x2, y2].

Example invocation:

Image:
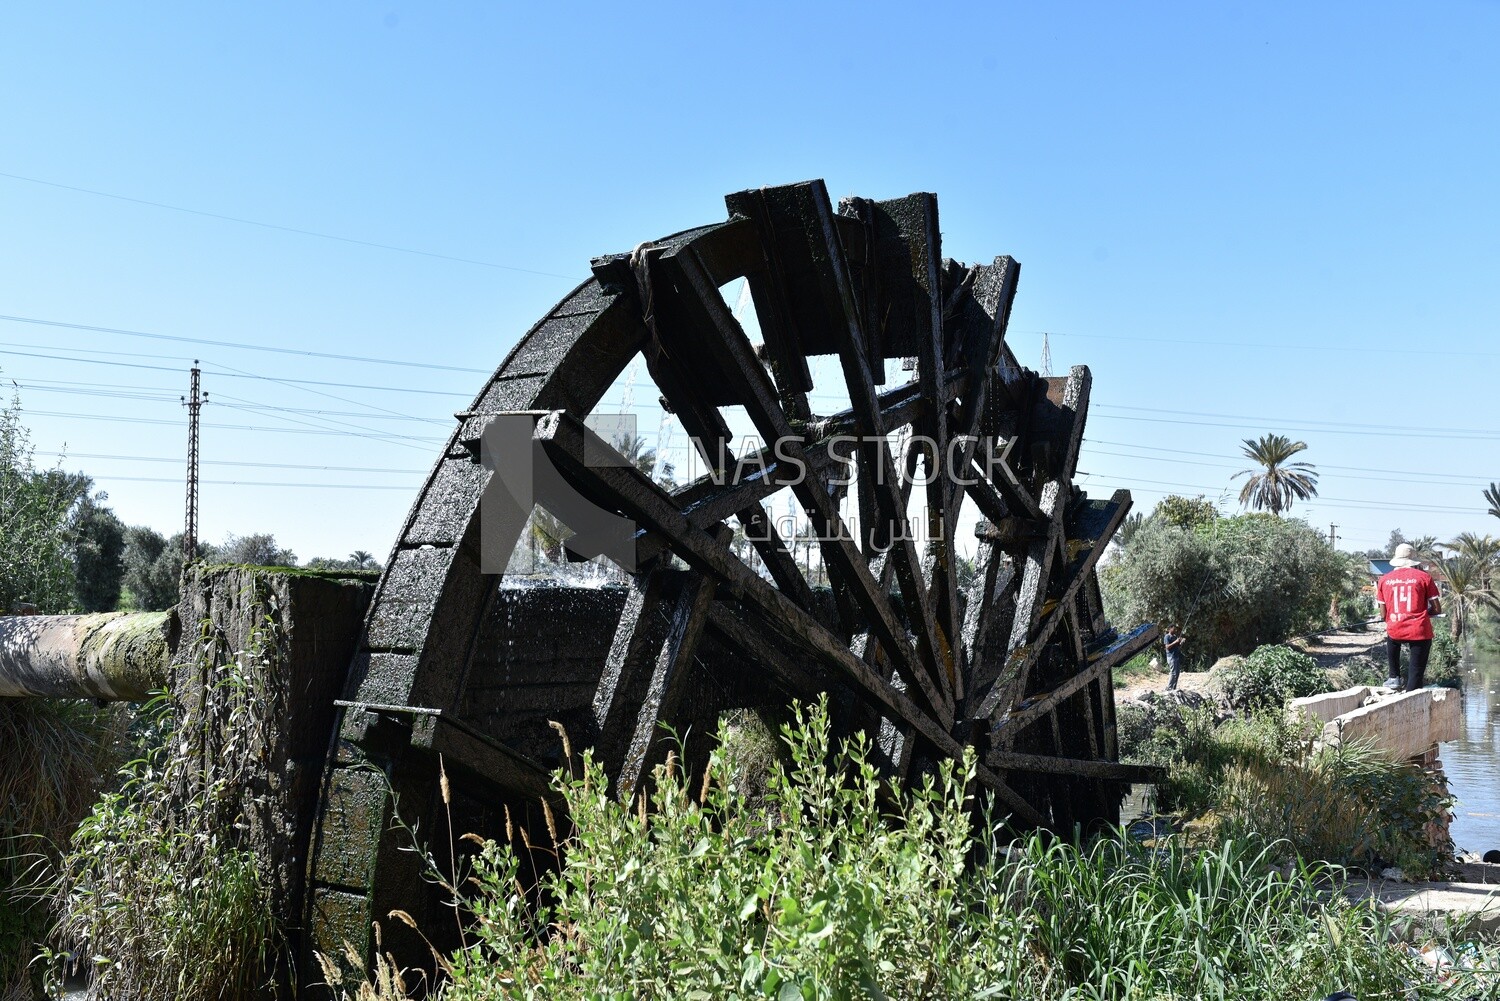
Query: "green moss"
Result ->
[[194, 562, 379, 582]]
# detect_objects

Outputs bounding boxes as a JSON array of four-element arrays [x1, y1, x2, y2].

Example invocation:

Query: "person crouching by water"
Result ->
[[1376, 543, 1442, 691], [1163, 623, 1185, 691]]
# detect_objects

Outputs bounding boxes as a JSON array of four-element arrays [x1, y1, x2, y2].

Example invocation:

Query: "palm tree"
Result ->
[[1443, 533, 1499, 588], [1432, 554, 1500, 641], [1408, 535, 1442, 567], [614, 433, 676, 487], [1233, 434, 1319, 516], [348, 549, 377, 569], [1485, 482, 1500, 521]]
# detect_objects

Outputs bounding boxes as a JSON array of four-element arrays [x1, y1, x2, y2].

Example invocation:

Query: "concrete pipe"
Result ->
[[0, 611, 177, 700]]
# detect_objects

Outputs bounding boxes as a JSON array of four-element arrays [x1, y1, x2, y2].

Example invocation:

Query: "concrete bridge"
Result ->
[[1292, 684, 1463, 764]]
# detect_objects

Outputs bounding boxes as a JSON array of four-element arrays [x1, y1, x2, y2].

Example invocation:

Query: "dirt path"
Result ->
[[1288, 623, 1385, 669], [1116, 623, 1386, 702]]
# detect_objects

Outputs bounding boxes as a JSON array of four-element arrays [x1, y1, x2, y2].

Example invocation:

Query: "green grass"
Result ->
[[1112, 650, 1160, 688], [0, 698, 127, 1000], [326, 699, 1493, 1000]]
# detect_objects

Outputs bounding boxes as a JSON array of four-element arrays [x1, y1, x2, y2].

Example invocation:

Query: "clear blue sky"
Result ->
[[2, 1, 1497, 562]]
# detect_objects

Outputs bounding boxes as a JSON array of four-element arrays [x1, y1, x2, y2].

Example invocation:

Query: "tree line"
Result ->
[[1, 391, 381, 615]]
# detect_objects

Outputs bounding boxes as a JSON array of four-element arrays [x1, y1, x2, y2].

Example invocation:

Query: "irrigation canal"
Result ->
[[1444, 647, 1500, 858]]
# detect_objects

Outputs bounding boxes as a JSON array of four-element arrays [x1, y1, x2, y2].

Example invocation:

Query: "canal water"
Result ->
[[1443, 647, 1500, 857]]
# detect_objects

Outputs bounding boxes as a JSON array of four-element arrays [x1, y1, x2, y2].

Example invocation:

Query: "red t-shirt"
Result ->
[[1377, 566, 1441, 641]]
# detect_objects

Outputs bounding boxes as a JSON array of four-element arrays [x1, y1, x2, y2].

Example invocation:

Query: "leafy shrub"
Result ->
[[1116, 691, 1220, 766], [1330, 654, 1387, 689], [1338, 593, 1375, 630], [1, 391, 87, 612], [327, 700, 1471, 1001], [1102, 515, 1347, 665], [1220, 739, 1455, 878], [1217, 643, 1327, 711], [1151, 493, 1219, 530], [1149, 708, 1314, 817], [1429, 631, 1463, 687]]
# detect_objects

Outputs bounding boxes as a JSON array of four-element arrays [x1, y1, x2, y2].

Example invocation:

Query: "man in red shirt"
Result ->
[[1375, 543, 1443, 691]]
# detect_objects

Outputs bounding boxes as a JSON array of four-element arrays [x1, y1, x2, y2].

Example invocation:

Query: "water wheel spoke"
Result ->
[[949, 256, 1024, 446], [593, 560, 673, 742], [729, 182, 964, 716], [790, 187, 953, 715], [958, 542, 1016, 716], [705, 603, 826, 700], [655, 377, 817, 611], [986, 749, 1164, 784], [991, 623, 1157, 740], [610, 540, 725, 801], [974, 490, 1132, 721], [654, 239, 952, 727]]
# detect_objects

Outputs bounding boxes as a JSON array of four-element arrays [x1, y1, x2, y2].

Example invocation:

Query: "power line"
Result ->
[[205, 360, 445, 425], [1084, 437, 1497, 483], [36, 449, 425, 474], [0, 169, 582, 280], [1, 339, 195, 363], [202, 399, 440, 451], [0, 347, 472, 397], [1082, 446, 1495, 489], [1046, 328, 1500, 359], [1091, 410, 1499, 441], [100, 474, 415, 490], [1096, 402, 1500, 439], [17, 407, 447, 442], [11, 375, 449, 431], [199, 399, 447, 423], [1087, 471, 1483, 515], [0, 312, 491, 374]]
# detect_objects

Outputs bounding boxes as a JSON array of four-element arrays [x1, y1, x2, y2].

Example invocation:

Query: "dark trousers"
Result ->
[[1166, 655, 1182, 691], [1386, 637, 1432, 691]]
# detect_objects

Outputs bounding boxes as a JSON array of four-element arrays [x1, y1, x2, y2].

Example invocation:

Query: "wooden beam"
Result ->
[[758, 185, 952, 714], [986, 750, 1164, 784], [592, 562, 670, 746], [990, 623, 1158, 740], [612, 539, 724, 801], [705, 603, 825, 700], [973, 490, 1133, 721]]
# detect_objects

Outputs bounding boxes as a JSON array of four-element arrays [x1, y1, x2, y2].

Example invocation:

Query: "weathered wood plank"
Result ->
[[974, 490, 1133, 721], [592, 563, 671, 745], [613, 538, 724, 801], [986, 749, 1164, 784], [705, 603, 825, 700]]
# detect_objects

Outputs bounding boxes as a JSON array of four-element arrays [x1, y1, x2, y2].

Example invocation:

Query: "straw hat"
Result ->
[[1390, 543, 1423, 568]]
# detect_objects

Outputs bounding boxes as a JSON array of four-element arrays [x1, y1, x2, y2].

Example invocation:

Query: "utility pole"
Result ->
[[1039, 332, 1053, 377], [183, 361, 203, 562], [1329, 523, 1338, 549]]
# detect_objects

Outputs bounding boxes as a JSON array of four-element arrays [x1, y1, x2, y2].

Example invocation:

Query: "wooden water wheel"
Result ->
[[302, 180, 1160, 976]]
